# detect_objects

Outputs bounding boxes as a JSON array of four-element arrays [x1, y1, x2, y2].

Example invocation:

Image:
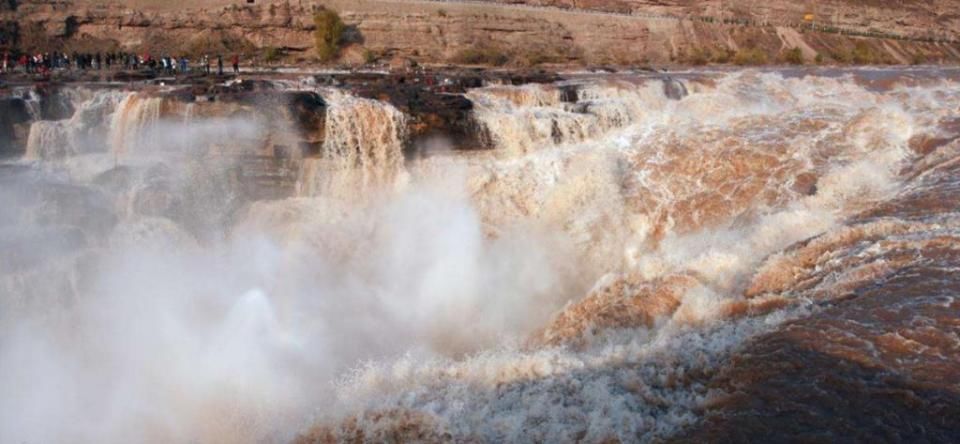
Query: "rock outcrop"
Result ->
[[1, 0, 959, 66]]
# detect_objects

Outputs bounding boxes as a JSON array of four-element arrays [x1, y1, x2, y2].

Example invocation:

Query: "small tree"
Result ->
[[686, 48, 710, 66], [314, 7, 345, 62], [264, 46, 282, 63], [851, 41, 882, 65], [363, 49, 379, 64], [733, 48, 768, 66], [784, 47, 804, 65], [451, 47, 509, 66]]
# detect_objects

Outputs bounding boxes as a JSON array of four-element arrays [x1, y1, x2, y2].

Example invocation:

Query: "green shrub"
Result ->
[[851, 41, 879, 64], [517, 52, 549, 67], [712, 49, 734, 64], [264, 46, 282, 63], [437, 8, 448, 17], [733, 48, 768, 65], [831, 49, 852, 64], [452, 47, 509, 66], [814, 53, 824, 64], [362, 49, 376, 64], [911, 53, 928, 65], [784, 47, 804, 65], [314, 7, 345, 62], [186, 32, 256, 58], [679, 47, 732, 65], [686, 48, 710, 65]]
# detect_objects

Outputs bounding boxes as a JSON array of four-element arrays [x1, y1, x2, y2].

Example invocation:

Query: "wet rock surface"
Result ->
[[1, 69, 566, 158], [0, 96, 30, 156], [318, 70, 562, 152]]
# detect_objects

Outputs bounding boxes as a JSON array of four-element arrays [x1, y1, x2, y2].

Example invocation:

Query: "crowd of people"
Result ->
[[0, 50, 242, 76]]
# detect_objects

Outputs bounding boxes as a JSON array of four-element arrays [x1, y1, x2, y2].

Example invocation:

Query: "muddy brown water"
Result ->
[[3, 67, 960, 442]]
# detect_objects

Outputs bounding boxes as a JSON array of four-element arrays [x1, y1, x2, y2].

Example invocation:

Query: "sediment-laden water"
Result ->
[[2, 68, 959, 443]]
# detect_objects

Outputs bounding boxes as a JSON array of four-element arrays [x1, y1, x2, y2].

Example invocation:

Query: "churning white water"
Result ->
[[2, 69, 959, 443]]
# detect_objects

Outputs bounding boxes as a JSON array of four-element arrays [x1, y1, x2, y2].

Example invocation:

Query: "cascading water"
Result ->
[[108, 93, 165, 159], [24, 89, 127, 161], [24, 120, 70, 160], [466, 80, 670, 155], [2, 69, 960, 443], [304, 72, 960, 441], [296, 89, 408, 198]]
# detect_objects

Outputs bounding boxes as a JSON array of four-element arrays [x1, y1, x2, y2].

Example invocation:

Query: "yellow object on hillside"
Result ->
[[804, 14, 815, 22]]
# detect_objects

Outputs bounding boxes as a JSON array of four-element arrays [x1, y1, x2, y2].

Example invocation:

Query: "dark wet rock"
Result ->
[[177, 162, 248, 242], [559, 84, 579, 103], [327, 70, 560, 153], [0, 24, 15, 53], [0, 226, 88, 273], [131, 163, 180, 219], [286, 90, 326, 149], [0, 165, 118, 240], [162, 86, 197, 103], [35, 183, 118, 239], [0, 164, 42, 225], [588, 65, 618, 73], [569, 102, 590, 114], [0, 96, 30, 156], [112, 70, 157, 82], [3, 69, 567, 163], [352, 82, 488, 153], [33, 84, 75, 120], [909, 133, 957, 156], [93, 166, 135, 194], [497, 70, 563, 86], [125, 161, 249, 242], [662, 77, 688, 100], [133, 179, 181, 219], [791, 172, 818, 196]]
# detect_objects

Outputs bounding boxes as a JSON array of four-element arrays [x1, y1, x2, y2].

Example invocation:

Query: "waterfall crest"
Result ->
[[297, 90, 408, 198]]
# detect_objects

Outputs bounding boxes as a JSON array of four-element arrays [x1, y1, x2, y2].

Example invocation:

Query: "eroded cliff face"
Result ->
[[5, 0, 318, 55], [2, 0, 960, 66], [491, 0, 960, 41]]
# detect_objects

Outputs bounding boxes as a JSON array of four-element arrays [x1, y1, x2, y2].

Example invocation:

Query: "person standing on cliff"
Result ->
[[217, 55, 224, 76], [231, 54, 239, 75]]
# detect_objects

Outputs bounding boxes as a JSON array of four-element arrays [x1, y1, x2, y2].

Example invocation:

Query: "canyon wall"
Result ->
[[1, 0, 959, 66]]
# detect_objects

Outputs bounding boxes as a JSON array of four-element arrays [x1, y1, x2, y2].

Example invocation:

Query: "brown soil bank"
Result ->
[[2, 0, 960, 67]]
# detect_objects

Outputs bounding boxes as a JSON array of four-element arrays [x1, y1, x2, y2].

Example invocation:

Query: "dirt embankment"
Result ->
[[2, 0, 960, 67]]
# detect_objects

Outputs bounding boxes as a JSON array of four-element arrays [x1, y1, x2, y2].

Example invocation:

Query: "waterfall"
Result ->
[[24, 121, 69, 160], [6, 69, 960, 444], [108, 93, 165, 160], [296, 90, 408, 198], [466, 79, 673, 155], [24, 89, 126, 161], [182, 103, 196, 124]]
